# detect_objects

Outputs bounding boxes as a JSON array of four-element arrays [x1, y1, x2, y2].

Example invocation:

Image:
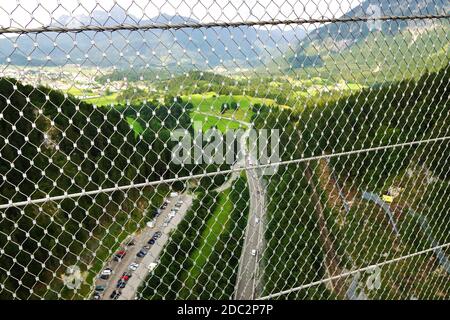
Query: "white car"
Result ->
[[255, 217, 260, 224], [128, 262, 139, 271], [100, 268, 112, 279], [251, 249, 257, 256], [147, 262, 158, 272], [162, 217, 172, 227]]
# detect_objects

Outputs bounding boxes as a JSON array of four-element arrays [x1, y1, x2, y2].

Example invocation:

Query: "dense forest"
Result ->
[[252, 64, 450, 298], [300, 64, 450, 186], [0, 61, 448, 299], [0, 78, 196, 298]]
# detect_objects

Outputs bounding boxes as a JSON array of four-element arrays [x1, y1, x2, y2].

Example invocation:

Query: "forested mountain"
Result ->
[[303, 0, 448, 45], [289, 0, 449, 83], [301, 63, 449, 184], [254, 64, 449, 298], [0, 45, 448, 300], [0, 78, 194, 298]]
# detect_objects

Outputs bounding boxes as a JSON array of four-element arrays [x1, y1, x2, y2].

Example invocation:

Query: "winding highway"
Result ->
[[194, 111, 267, 299], [234, 153, 266, 299], [363, 192, 450, 274], [233, 123, 267, 300]]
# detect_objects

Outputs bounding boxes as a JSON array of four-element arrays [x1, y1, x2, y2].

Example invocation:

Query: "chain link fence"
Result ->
[[0, 0, 449, 300]]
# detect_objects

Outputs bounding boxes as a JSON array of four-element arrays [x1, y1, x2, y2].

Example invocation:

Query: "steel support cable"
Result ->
[[1, 135, 449, 209], [258, 242, 450, 300], [0, 14, 449, 35]]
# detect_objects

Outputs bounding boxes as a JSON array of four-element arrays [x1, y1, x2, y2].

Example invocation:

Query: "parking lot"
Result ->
[[93, 193, 193, 300]]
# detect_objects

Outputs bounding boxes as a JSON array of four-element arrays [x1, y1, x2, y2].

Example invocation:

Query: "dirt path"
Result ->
[[305, 164, 347, 298]]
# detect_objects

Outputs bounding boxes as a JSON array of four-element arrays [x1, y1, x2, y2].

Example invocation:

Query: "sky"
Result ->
[[0, 0, 362, 29]]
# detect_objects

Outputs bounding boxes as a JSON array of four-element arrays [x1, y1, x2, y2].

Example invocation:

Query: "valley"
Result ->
[[0, 0, 449, 301]]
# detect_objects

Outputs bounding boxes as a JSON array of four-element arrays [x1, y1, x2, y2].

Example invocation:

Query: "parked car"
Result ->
[[152, 208, 161, 217], [95, 285, 106, 293], [154, 231, 162, 238], [92, 292, 101, 300], [152, 232, 159, 239], [147, 262, 158, 272], [162, 217, 172, 227], [110, 290, 121, 299], [116, 280, 127, 289], [148, 238, 155, 245], [170, 192, 178, 198], [251, 249, 257, 256], [122, 271, 132, 278], [161, 201, 169, 209], [128, 262, 139, 271], [136, 248, 148, 258], [114, 250, 126, 261], [100, 268, 112, 280]]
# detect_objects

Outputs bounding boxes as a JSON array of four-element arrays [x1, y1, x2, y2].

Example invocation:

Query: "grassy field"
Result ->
[[180, 188, 234, 293], [157, 175, 249, 299], [66, 87, 96, 97], [182, 91, 281, 132], [190, 112, 246, 132], [83, 93, 120, 106]]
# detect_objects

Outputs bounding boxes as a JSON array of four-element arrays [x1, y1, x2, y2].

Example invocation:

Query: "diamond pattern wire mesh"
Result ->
[[0, 0, 449, 300]]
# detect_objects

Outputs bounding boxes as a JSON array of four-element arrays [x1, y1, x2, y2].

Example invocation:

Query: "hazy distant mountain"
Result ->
[[0, 9, 306, 71]]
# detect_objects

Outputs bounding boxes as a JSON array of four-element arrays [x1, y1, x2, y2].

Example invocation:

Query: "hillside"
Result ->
[[252, 64, 449, 299], [289, 0, 449, 83], [0, 78, 193, 298]]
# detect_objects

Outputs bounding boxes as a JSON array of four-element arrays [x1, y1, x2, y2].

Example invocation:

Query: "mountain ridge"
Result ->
[[0, 11, 306, 70]]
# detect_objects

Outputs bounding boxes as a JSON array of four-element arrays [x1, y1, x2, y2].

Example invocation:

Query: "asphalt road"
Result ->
[[94, 193, 192, 300], [94, 112, 266, 300], [234, 154, 267, 299], [197, 116, 267, 300]]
